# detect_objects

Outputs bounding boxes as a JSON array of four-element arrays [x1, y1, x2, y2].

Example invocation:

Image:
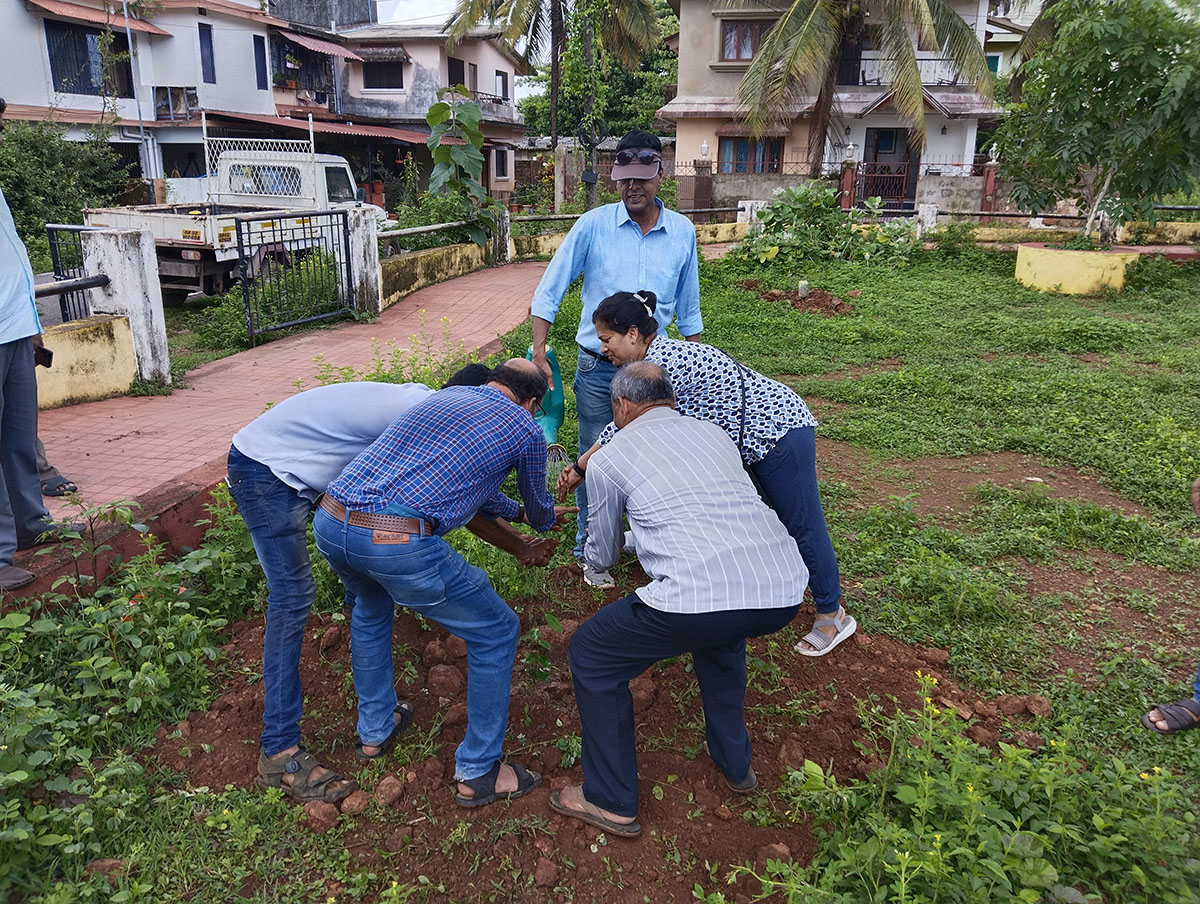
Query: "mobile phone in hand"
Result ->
[[34, 346, 53, 368]]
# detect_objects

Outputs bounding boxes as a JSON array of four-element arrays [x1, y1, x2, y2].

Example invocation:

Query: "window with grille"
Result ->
[[718, 137, 783, 174], [363, 62, 404, 88], [494, 148, 508, 179], [720, 21, 772, 61], [44, 20, 133, 97]]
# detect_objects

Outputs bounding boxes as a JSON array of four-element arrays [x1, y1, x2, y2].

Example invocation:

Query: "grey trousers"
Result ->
[[35, 437, 61, 483], [0, 337, 50, 565]]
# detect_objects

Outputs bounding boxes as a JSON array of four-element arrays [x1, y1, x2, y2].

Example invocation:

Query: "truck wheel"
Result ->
[[161, 288, 191, 307]]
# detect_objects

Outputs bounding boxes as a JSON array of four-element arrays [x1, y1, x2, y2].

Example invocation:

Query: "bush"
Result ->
[[387, 191, 477, 251], [728, 182, 920, 268], [0, 490, 263, 898], [0, 120, 130, 272], [708, 674, 1200, 904]]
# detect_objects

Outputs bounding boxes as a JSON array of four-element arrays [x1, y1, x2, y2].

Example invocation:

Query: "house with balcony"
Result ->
[[328, 23, 528, 200], [658, 0, 999, 207], [3, 0, 285, 178]]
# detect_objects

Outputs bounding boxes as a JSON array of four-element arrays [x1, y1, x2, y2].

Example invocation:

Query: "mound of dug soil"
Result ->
[[147, 565, 1016, 902], [736, 279, 855, 317]]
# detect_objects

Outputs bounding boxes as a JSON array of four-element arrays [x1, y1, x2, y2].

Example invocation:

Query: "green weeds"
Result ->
[[705, 676, 1200, 903]]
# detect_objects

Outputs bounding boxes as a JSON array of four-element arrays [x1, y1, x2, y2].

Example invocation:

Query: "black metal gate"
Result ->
[[45, 224, 96, 322], [234, 209, 354, 344]]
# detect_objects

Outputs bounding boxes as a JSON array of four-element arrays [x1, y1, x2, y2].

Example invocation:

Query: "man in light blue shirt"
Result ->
[[0, 181, 55, 591], [529, 129, 703, 587]]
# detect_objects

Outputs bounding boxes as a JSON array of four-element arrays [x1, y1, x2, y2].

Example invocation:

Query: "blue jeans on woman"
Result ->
[[572, 348, 619, 558], [226, 445, 315, 756], [312, 506, 520, 781], [750, 426, 843, 615]]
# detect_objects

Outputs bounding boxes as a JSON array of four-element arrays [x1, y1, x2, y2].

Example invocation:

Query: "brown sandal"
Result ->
[[256, 746, 357, 803]]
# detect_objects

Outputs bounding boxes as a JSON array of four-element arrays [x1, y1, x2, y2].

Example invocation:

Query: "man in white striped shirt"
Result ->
[[548, 362, 808, 838]]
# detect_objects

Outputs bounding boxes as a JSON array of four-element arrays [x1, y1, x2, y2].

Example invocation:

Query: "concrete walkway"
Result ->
[[37, 261, 547, 519]]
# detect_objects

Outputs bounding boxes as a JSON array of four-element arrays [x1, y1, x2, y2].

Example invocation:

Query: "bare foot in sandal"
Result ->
[[258, 745, 357, 803], [548, 784, 641, 838], [795, 606, 857, 657], [455, 760, 541, 808]]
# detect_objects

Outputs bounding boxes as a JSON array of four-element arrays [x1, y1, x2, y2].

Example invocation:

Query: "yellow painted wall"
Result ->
[[37, 315, 138, 410], [695, 221, 748, 244], [380, 242, 488, 310], [1120, 220, 1200, 244], [511, 221, 748, 261], [1015, 244, 1142, 295]]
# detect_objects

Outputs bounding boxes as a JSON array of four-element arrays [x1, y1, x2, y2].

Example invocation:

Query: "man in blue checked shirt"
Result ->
[[314, 359, 575, 809], [530, 129, 703, 589]]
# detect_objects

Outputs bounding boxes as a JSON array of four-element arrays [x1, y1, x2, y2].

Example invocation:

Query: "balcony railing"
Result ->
[[470, 90, 510, 107], [847, 56, 965, 87], [155, 86, 200, 121]]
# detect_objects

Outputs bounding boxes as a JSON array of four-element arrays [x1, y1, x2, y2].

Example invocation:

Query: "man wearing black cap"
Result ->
[[529, 129, 702, 589]]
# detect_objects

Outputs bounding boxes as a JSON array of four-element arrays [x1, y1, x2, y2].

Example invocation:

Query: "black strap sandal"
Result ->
[[455, 760, 542, 809], [1141, 697, 1200, 734], [355, 701, 414, 763], [256, 746, 357, 803]]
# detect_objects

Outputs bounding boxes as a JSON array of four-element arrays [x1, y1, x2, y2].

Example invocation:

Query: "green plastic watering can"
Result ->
[[527, 345, 569, 463]]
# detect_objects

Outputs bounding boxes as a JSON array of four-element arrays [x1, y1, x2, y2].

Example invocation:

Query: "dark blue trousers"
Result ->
[[568, 592, 800, 817], [751, 426, 843, 614]]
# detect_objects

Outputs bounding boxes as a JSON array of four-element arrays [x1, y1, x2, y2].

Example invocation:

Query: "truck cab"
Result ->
[[215, 152, 384, 218]]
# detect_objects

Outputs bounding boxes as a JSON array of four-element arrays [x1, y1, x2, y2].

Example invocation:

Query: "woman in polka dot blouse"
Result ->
[[557, 290, 853, 656]]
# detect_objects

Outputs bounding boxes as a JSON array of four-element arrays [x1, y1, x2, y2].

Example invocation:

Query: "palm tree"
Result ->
[[446, 0, 659, 149], [732, 0, 992, 177]]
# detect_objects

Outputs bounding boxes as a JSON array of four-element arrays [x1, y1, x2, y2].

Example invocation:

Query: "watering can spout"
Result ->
[[527, 345, 567, 455]]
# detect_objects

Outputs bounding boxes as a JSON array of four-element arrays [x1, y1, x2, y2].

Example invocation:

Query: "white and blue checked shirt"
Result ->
[[584, 407, 808, 614], [327, 385, 556, 533], [530, 199, 703, 353]]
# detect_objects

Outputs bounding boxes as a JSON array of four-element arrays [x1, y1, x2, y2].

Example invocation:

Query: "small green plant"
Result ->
[[718, 673, 1200, 903], [555, 733, 582, 768], [425, 86, 501, 247]]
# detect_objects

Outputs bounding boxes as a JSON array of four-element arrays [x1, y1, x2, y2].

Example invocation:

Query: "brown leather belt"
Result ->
[[318, 495, 434, 536]]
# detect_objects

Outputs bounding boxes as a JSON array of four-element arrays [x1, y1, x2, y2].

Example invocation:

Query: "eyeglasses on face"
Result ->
[[615, 148, 661, 166], [534, 397, 546, 418]]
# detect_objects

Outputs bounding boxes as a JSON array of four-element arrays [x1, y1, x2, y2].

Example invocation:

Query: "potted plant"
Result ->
[[995, 0, 1200, 294]]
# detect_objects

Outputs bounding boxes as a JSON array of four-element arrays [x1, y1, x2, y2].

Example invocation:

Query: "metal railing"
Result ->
[[34, 275, 109, 298], [45, 224, 100, 322], [234, 209, 354, 344]]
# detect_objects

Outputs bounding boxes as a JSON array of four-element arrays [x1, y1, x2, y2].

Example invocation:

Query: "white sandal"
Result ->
[[795, 609, 857, 658]]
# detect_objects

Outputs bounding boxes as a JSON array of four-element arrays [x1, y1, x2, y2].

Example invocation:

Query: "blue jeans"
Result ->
[[572, 348, 618, 558], [226, 445, 315, 756], [1194, 658, 1200, 701], [750, 426, 843, 614], [568, 593, 800, 816], [1, 338, 50, 564], [313, 506, 520, 780]]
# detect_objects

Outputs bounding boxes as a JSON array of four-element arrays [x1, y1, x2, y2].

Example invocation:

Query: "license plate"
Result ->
[[181, 229, 201, 241]]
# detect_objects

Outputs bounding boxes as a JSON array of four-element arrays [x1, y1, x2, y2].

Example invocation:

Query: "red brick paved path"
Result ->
[[37, 261, 547, 518]]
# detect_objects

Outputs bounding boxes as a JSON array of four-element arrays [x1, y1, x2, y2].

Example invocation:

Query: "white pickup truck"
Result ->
[[84, 149, 392, 303]]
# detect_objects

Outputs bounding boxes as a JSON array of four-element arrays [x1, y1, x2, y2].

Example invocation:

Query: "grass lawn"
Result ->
[[4, 247, 1199, 903]]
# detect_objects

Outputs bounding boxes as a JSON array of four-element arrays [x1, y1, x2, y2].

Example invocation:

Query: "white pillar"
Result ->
[[81, 228, 171, 384], [346, 207, 382, 317], [917, 203, 940, 236]]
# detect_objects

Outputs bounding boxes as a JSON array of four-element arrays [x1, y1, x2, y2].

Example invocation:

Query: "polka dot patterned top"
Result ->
[[597, 335, 817, 464]]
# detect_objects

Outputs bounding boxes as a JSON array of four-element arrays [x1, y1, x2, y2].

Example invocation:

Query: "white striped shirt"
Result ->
[[584, 407, 808, 614]]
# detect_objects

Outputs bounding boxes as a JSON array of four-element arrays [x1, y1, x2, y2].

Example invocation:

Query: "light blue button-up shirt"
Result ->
[[530, 199, 702, 353], [0, 187, 41, 343]]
